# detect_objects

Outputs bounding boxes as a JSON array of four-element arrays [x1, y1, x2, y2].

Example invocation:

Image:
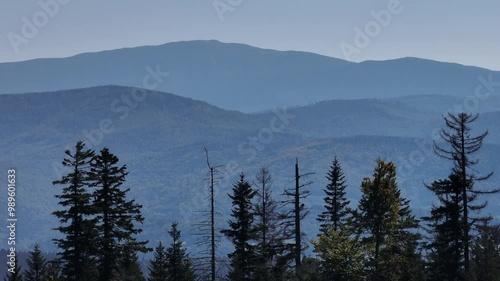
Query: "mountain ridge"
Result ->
[[1, 86, 499, 253], [1, 40, 498, 112]]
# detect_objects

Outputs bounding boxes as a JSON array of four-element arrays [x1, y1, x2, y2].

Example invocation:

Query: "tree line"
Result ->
[[4, 112, 500, 281]]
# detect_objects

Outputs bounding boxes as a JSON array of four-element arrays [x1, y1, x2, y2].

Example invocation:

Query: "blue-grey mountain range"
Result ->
[[1, 40, 499, 112], [1, 41, 499, 268]]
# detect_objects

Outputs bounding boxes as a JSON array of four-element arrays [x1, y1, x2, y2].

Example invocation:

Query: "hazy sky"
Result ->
[[0, 0, 499, 70]]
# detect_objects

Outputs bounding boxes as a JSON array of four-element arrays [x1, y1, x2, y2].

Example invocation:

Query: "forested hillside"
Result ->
[[1, 86, 499, 280]]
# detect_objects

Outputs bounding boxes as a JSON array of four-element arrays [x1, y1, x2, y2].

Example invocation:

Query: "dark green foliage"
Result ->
[[90, 148, 149, 281], [117, 242, 146, 281], [45, 261, 62, 281], [470, 220, 500, 281], [296, 257, 322, 281], [317, 156, 350, 234], [433, 112, 498, 275], [313, 228, 365, 281], [354, 159, 420, 281], [390, 197, 426, 281], [423, 174, 465, 281], [394, 240, 427, 281], [165, 223, 196, 281], [222, 173, 258, 281], [38, 113, 499, 280], [52, 141, 98, 281], [148, 242, 168, 281], [24, 245, 47, 281]]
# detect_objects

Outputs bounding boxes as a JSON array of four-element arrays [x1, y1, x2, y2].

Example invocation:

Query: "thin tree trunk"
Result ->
[[295, 159, 301, 276]]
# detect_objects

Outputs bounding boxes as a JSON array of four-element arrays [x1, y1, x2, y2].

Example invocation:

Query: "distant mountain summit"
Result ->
[[0, 40, 497, 112]]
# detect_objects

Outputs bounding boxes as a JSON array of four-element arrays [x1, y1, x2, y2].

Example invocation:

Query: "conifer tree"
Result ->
[[52, 141, 98, 281], [317, 156, 350, 235], [470, 220, 500, 281], [312, 228, 365, 281], [24, 245, 47, 281], [117, 243, 146, 281], [423, 174, 465, 281], [89, 148, 149, 281], [354, 159, 420, 281], [148, 242, 168, 281], [222, 173, 258, 281], [165, 223, 196, 281], [433, 112, 498, 274]]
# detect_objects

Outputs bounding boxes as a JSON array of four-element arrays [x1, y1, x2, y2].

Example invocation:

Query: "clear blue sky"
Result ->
[[1, 0, 499, 70]]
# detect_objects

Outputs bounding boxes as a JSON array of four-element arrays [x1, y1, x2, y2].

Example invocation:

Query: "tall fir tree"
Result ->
[[317, 156, 350, 235], [148, 242, 168, 281], [354, 159, 420, 281], [165, 223, 196, 281], [52, 141, 98, 281], [433, 112, 498, 275], [89, 148, 149, 281], [24, 245, 47, 281], [222, 173, 258, 281], [423, 174, 465, 281]]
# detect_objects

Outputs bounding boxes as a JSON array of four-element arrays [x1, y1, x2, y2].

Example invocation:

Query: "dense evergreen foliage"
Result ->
[[24, 245, 47, 281], [117, 243, 146, 281], [429, 112, 500, 279], [147, 223, 195, 281], [13, 111, 498, 281], [165, 223, 196, 281], [52, 143, 148, 281], [148, 242, 168, 281], [423, 174, 465, 281], [470, 220, 500, 281], [90, 148, 149, 281], [313, 228, 365, 281], [317, 156, 350, 235], [353, 160, 421, 281], [221, 173, 258, 281], [52, 141, 98, 281]]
